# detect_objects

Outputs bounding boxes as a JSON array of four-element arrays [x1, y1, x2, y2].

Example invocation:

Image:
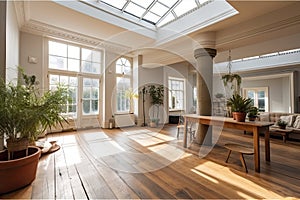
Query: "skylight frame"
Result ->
[[97, 0, 212, 27]]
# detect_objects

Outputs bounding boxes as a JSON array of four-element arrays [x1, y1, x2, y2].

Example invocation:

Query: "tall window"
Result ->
[[243, 87, 269, 112], [49, 74, 78, 117], [116, 58, 131, 113], [48, 40, 103, 118], [169, 77, 185, 110]]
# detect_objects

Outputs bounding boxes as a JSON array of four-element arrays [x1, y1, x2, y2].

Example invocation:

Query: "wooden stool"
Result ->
[[224, 143, 254, 173]]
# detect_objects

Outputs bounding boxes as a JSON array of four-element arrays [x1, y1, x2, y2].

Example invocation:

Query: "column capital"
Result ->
[[194, 48, 217, 59]]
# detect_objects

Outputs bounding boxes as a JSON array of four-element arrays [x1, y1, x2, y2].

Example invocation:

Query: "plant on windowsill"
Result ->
[[125, 88, 138, 114], [0, 68, 69, 194], [277, 119, 288, 129], [148, 84, 164, 127], [227, 94, 252, 122], [248, 106, 259, 121]]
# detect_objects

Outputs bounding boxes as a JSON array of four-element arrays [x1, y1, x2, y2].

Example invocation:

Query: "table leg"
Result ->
[[253, 127, 260, 173], [265, 127, 270, 161], [183, 119, 188, 148]]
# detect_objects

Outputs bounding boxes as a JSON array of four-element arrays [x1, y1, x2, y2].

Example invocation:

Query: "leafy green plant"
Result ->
[[221, 73, 241, 94], [0, 70, 69, 143], [227, 94, 252, 113], [248, 106, 259, 118], [148, 84, 164, 124], [277, 119, 288, 127]]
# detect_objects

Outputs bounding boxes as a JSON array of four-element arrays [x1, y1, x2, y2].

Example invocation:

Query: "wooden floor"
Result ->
[[1, 124, 300, 199]]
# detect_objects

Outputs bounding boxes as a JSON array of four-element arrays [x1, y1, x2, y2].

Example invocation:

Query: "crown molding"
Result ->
[[217, 15, 300, 48], [20, 20, 132, 55]]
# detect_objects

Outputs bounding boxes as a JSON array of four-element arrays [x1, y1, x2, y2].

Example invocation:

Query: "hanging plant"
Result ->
[[221, 73, 241, 89]]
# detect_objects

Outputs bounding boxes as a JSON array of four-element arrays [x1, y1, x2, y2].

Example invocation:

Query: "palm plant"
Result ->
[[0, 70, 69, 149], [148, 84, 164, 126]]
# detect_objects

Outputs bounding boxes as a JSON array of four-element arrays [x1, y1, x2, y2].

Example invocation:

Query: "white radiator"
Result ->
[[115, 114, 135, 127]]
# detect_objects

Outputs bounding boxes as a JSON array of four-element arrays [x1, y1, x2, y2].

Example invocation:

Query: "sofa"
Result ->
[[258, 112, 300, 142]]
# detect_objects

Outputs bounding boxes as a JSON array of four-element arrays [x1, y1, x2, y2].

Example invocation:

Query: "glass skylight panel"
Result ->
[[143, 11, 160, 23], [150, 2, 168, 16], [131, 0, 153, 9], [125, 3, 146, 18], [159, 0, 178, 8], [174, 1, 197, 17], [158, 12, 175, 26], [101, 0, 126, 10]]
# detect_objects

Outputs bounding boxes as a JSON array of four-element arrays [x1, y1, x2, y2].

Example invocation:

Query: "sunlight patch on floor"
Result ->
[[194, 162, 284, 199], [190, 169, 219, 184]]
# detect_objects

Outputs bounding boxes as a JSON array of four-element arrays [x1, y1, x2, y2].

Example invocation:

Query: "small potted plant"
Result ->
[[227, 94, 252, 122], [248, 106, 259, 121], [0, 69, 69, 194], [277, 119, 288, 129]]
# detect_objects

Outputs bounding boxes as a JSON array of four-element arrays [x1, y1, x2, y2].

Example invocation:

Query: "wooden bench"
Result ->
[[224, 143, 254, 173]]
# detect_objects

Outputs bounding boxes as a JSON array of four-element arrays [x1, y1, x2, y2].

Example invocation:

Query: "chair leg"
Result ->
[[177, 128, 180, 139], [225, 150, 231, 163], [239, 153, 248, 173]]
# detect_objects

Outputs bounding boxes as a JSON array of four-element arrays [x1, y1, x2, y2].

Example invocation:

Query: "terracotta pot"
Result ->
[[232, 112, 237, 120], [0, 146, 41, 194], [235, 112, 247, 122]]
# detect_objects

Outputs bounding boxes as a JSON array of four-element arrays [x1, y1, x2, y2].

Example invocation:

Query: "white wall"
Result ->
[[20, 32, 44, 89], [6, 1, 19, 83]]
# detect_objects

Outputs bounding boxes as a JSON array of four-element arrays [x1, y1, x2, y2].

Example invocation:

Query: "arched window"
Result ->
[[116, 58, 131, 113]]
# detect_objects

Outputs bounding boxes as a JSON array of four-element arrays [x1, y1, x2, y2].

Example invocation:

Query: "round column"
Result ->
[[194, 48, 217, 144]]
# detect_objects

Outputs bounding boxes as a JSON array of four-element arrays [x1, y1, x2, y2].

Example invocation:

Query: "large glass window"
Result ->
[[48, 40, 103, 118], [243, 87, 269, 112], [116, 58, 132, 113], [169, 77, 185, 110]]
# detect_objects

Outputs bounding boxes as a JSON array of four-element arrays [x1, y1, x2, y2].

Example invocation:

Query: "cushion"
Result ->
[[277, 115, 294, 127], [293, 116, 300, 129], [259, 113, 270, 122]]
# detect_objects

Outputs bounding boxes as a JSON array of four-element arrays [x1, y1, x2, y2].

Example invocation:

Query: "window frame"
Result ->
[[242, 87, 269, 112], [115, 57, 132, 114], [168, 77, 185, 111]]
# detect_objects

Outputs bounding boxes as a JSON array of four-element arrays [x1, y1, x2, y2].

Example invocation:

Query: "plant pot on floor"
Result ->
[[0, 146, 41, 194]]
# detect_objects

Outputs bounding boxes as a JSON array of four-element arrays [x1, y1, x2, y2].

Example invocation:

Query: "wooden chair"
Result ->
[[224, 143, 254, 173], [177, 116, 195, 141]]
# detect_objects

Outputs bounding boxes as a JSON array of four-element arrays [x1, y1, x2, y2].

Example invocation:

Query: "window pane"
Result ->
[[92, 51, 101, 63], [82, 61, 92, 73], [68, 45, 80, 59], [82, 48, 92, 61], [150, 2, 168, 16], [125, 3, 146, 17], [49, 56, 67, 70], [92, 88, 98, 99], [131, 0, 153, 8], [91, 100, 98, 112], [116, 77, 130, 112], [258, 91, 265, 98], [101, 0, 126, 9], [143, 11, 160, 23], [83, 87, 91, 98], [49, 41, 67, 57], [68, 58, 80, 72], [83, 100, 90, 114], [49, 74, 59, 85], [159, 0, 177, 7]]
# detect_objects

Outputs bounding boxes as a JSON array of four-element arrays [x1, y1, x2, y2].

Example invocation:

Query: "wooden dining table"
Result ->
[[183, 114, 274, 172]]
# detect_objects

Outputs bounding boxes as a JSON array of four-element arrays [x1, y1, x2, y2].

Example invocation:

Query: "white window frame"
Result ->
[[115, 57, 132, 114], [46, 38, 104, 118], [168, 77, 185, 111], [243, 87, 269, 112]]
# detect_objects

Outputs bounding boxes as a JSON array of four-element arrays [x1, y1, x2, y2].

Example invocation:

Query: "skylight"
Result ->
[[99, 0, 211, 27]]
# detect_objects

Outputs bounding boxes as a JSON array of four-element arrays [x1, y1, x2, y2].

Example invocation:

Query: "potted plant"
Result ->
[[248, 106, 259, 121], [0, 70, 68, 194], [277, 119, 288, 129], [227, 94, 252, 122], [148, 84, 164, 127]]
